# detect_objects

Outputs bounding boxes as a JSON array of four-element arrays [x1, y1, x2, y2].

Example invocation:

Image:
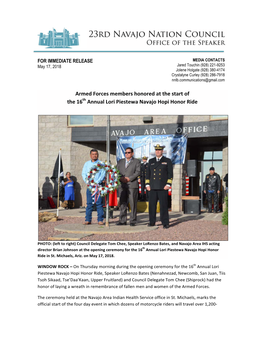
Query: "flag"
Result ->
[[50, 153, 64, 199]]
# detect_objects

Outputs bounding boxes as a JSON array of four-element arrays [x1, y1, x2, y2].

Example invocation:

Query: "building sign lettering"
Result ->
[[144, 128, 167, 135], [175, 125, 208, 134], [110, 125, 208, 137], [111, 129, 136, 137]]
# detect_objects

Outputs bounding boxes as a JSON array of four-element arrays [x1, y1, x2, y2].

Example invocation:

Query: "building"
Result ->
[[38, 115, 228, 211], [39, 29, 79, 48]]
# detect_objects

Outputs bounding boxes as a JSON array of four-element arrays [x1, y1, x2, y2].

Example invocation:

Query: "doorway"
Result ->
[[55, 40, 63, 47], [198, 151, 223, 211]]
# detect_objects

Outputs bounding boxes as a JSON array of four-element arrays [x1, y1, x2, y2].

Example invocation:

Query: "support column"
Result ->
[[171, 164, 183, 212]]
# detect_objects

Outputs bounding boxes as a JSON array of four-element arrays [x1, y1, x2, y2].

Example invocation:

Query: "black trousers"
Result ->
[[207, 191, 219, 212], [140, 180, 148, 201], [149, 190, 169, 225]]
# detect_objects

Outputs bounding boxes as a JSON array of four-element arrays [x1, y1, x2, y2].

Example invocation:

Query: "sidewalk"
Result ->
[[40, 207, 223, 221], [39, 207, 224, 240]]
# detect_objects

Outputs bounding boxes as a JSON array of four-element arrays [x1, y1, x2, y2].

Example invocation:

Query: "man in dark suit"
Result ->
[[146, 144, 173, 229], [116, 147, 141, 226]]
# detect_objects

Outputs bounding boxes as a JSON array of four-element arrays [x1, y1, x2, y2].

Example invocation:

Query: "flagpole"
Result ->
[[57, 149, 61, 217], [106, 116, 110, 227]]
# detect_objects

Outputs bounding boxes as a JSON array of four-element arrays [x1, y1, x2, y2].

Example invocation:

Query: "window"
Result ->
[[203, 151, 213, 160], [203, 151, 223, 177], [212, 151, 223, 160], [210, 115, 228, 121], [203, 151, 222, 161], [67, 115, 93, 127]]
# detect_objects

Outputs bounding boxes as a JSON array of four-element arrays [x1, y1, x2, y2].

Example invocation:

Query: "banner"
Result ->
[[116, 134, 187, 164]]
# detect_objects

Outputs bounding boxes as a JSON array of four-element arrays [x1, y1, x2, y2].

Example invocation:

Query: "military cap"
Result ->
[[142, 156, 148, 160], [154, 144, 165, 150], [209, 167, 215, 171]]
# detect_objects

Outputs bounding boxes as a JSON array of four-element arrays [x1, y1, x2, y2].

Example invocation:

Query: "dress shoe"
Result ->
[[83, 221, 91, 225], [147, 223, 155, 226], [163, 225, 169, 229], [116, 222, 127, 225], [130, 223, 136, 226]]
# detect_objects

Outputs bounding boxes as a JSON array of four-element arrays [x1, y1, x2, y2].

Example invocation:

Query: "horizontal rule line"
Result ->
[[33, 50, 224, 53]]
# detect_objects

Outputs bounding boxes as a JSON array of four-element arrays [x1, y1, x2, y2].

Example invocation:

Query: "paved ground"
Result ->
[[38, 208, 227, 241]]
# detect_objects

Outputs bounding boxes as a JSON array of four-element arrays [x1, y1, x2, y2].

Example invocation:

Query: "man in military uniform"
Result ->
[[145, 144, 173, 228], [204, 167, 221, 213], [138, 156, 148, 201]]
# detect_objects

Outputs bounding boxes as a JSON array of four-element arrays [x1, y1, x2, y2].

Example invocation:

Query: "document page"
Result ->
[[2, 1, 262, 340]]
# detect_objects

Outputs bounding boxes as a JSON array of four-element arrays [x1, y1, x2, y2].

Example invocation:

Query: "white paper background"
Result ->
[[1, 1, 263, 340]]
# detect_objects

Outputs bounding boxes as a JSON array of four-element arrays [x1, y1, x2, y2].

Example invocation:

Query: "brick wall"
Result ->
[[93, 115, 211, 127], [38, 115, 72, 203]]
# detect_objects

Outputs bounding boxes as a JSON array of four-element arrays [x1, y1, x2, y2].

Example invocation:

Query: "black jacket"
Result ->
[[223, 173, 228, 187], [205, 173, 221, 192], [146, 156, 173, 190], [140, 162, 148, 180]]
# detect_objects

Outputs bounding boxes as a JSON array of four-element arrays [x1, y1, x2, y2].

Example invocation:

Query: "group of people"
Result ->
[[62, 147, 226, 225], [81, 146, 173, 228]]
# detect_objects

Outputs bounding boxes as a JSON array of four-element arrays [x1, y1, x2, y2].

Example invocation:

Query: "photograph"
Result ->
[[38, 114, 228, 241]]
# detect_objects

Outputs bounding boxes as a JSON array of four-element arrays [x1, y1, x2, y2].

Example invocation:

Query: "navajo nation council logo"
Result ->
[[38, 28, 79, 48]]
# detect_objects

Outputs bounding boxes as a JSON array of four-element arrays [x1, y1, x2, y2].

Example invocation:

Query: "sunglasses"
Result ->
[[125, 152, 132, 154]]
